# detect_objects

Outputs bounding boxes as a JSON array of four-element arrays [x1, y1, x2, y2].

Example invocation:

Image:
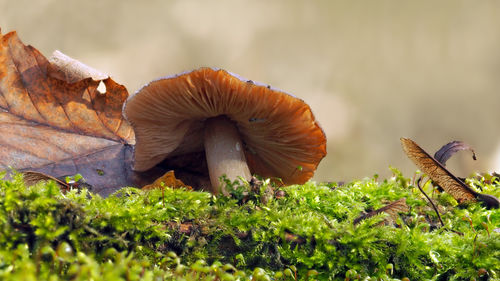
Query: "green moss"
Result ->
[[0, 169, 498, 280]]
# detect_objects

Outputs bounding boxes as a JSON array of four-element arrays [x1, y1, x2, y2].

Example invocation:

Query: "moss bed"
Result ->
[[0, 169, 498, 280]]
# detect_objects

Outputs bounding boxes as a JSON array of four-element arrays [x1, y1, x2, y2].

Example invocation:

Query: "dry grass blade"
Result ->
[[400, 138, 478, 203], [353, 198, 409, 225]]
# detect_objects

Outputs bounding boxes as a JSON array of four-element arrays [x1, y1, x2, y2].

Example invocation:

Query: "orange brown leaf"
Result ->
[[0, 30, 139, 195], [142, 170, 193, 190], [400, 138, 477, 203]]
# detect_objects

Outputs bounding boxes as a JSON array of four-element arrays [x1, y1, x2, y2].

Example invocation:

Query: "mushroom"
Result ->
[[123, 68, 326, 194]]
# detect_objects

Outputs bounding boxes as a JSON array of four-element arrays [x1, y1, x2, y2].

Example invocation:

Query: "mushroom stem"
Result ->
[[204, 115, 251, 194]]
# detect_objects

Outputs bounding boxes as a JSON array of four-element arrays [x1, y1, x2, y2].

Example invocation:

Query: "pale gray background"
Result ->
[[2, 0, 499, 182]]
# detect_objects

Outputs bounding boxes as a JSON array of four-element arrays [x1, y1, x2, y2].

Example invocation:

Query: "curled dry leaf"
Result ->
[[353, 198, 409, 225], [0, 30, 143, 196], [400, 138, 499, 209], [434, 140, 476, 166], [48, 50, 109, 83]]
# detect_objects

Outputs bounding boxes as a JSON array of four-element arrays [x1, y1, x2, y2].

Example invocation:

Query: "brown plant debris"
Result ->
[[400, 138, 499, 209], [353, 198, 409, 225]]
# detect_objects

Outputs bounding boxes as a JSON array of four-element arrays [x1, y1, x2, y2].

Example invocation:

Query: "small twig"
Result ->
[[416, 178, 445, 227]]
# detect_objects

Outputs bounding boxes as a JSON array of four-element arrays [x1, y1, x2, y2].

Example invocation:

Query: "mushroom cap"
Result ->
[[123, 68, 327, 185]]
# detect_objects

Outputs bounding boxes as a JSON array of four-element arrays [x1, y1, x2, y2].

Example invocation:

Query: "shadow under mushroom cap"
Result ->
[[123, 67, 327, 185]]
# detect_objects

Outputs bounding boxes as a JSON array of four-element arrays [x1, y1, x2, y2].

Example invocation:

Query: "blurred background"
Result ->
[[2, 0, 500, 182]]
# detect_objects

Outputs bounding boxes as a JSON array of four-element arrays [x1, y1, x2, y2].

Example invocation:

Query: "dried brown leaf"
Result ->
[[22, 171, 70, 190], [380, 198, 410, 221], [401, 138, 477, 203], [22, 170, 95, 192], [353, 198, 409, 225], [142, 170, 192, 190], [0, 30, 141, 195], [402, 138, 499, 209]]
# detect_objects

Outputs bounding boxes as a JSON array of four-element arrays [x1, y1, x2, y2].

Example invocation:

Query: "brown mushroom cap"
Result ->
[[123, 68, 327, 185]]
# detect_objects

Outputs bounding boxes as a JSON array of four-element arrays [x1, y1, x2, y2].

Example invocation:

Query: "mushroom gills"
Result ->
[[204, 115, 251, 194]]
